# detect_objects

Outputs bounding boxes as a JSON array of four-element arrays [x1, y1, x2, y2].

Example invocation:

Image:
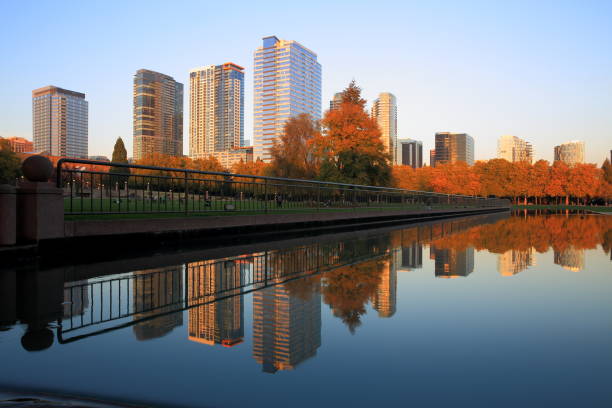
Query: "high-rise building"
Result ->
[[372, 260, 397, 318], [189, 63, 245, 161], [498, 249, 536, 276], [399, 242, 423, 271], [497, 135, 533, 163], [554, 141, 584, 166], [329, 92, 343, 111], [431, 132, 474, 167], [32, 86, 88, 158], [187, 260, 245, 347], [0, 136, 34, 153], [371, 93, 398, 163], [429, 149, 436, 167], [253, 36, 322, 162], [133, 69, 183, 161], [431, 246, 474, 278], [397, 139, 423, 168], [252, 284, 321, 373], [554, 247, 585, 272], [132, 267, 184, 341]]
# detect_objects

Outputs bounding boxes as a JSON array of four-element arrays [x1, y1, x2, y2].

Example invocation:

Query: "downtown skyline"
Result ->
[[1, 1, 610, 164]]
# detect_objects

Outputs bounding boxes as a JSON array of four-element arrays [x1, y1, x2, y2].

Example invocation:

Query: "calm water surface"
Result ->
[[1, 212, 611, 407]]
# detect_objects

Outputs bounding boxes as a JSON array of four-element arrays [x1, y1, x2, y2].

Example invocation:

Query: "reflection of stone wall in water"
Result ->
[[132, 267, 184, 341], [431, 245, 474, 278], [497, 249, 536, 276], [372, 260, 397, 318], [187, 260, 245, 347], [253, 284, 321, 373], [63, 280, 90, 318], [554, 247, 585, 272]]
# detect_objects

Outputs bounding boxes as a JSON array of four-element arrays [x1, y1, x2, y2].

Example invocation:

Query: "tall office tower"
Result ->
[[554, 247, 585, 272], [32, 86, 88, 158], [252, 284, 321, 373], [372, 260, 397, 318], [189, 63, 245, 160], [554, 141, 584, 166], [498, 249, 536, 276], [497, 135, 533, 163], [133, 69, 184, 161], [329, 92, 343, 111], [253, 36, 322, 162], [132, 267, 184, 341], [187, 260, 245, 347], [397, 139, 423, 168], [429, 149, 436, 166], [431, 246, 475, 278], [432, 132, 474, 167], [371, 93, 398, 163]]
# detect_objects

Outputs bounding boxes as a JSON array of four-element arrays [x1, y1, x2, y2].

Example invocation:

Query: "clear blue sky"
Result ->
[[1, 0, 610, 164]]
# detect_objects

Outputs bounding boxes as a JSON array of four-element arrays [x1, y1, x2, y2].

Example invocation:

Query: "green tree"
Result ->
[[0, 139, 21, 185], [109, 137, 130, 187], [311, 81, 392, 186]]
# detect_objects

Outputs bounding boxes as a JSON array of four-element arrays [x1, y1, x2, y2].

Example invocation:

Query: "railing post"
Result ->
[[264, 178, 268, 213], [184, 171, 188, 215]]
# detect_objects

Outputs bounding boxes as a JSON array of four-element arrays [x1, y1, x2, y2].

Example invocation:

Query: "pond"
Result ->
[[1, 211, 611, 407]]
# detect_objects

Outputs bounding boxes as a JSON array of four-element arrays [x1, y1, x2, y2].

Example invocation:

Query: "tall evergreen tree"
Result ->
[[311, 81, 392, 186], [110, 137, 130, 185]]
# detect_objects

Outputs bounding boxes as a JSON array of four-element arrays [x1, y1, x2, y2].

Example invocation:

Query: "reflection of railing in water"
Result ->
[[59, 212, 509, 344], [58, 239, 390, 344]]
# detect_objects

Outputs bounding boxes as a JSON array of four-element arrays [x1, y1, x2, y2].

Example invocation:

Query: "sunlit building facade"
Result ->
[[0, 136, 33, 153], [252, 284, 321, 373], [32, 86, 88, 158], [133, 70, 183, 161], [554, 247, 585, 272], [253, 36, 321, 162], [497, 135, 533, 164], [498, 249, 536, 276], [187, 260, 245, 347], [431, 132, 474, 167], [431, 246, 474, 278], [189, 63, 245, 161], [214, 146, 253, 170], [554, 141, 584, 166], [371, 93, 398, 164], [397, 138, 423, 168], [132, 267, 184, 341], [372, 260, 397, 317], [329, 92, 343, 111]]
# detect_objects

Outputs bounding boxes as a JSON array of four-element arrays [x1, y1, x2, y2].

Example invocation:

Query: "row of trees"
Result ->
[[393, 159, 612, 205], [106, 80, 611, 204]]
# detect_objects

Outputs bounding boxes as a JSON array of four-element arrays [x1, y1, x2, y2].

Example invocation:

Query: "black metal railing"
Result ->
[[56, 158, 510, 216]]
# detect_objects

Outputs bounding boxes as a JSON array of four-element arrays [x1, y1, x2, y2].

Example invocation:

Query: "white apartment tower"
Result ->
[[253, 36, 322, 162]]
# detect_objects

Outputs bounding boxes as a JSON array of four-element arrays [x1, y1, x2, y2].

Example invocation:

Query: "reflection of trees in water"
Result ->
[[427, 215, 612, 254]]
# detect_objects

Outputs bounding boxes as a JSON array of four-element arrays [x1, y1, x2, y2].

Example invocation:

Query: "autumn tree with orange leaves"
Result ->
[[268, 113, 319, 179], [311, 81, 392, 186]]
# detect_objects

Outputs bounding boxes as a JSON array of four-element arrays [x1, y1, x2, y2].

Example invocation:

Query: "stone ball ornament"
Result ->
[[22, 155, 54, 182]]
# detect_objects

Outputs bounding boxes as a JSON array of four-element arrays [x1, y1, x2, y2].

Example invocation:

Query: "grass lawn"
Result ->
[[63, 197, 491, 220], [513, 204, 612, 213]]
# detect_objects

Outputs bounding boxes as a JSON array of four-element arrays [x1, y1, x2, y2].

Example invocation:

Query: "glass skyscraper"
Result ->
[[189, 63, 244, 161], [253, 36, 321, 162], [32, 86, 88, 158], [432, 132, 474, 166], [133, 69, 183, 161]]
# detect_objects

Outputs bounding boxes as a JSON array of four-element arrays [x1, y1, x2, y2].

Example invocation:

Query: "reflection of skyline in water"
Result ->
[[15, 213, 610, 362], [132, 267, 184, 341], [554, 247, 585, 272], [253, 284, 321, 373]]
